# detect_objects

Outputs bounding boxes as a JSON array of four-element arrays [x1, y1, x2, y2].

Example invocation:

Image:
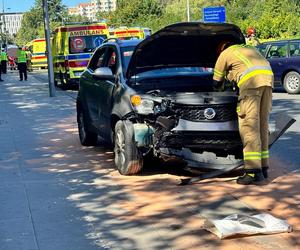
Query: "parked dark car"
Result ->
[[76, 22, 246, 175], [256, 39, 300, 94]]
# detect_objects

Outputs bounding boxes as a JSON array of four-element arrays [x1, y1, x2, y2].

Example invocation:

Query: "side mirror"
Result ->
[[92, 67, 115, 81]]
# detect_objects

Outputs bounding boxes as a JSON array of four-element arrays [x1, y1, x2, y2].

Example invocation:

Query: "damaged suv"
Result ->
[[76, 22, 246, 175]]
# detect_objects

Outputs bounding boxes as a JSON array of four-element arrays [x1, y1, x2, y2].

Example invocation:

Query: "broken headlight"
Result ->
[[131, 95, 154, 115]]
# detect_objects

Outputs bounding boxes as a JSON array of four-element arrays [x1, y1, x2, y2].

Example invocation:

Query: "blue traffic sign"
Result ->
[[203, 6, 226, 23]]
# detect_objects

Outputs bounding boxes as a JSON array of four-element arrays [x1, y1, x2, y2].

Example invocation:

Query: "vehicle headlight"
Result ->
[[131, 95, 154, 115]]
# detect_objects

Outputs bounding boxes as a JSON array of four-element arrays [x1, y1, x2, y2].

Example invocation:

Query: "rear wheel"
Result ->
[[114, 120, 143, 175], [77, 107, 98, 146], [283, 71, 300, 94]]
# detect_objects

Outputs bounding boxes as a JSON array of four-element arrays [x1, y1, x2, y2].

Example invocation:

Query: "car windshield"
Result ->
[[69, 35, 107, 54], [121, 46, 135, 73], [128, 67, 215, 92], [137, 67, 212, 77]]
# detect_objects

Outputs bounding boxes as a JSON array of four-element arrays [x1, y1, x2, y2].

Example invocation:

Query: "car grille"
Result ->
[[173, 103, 237, 122], [160, 132, 242, 152]]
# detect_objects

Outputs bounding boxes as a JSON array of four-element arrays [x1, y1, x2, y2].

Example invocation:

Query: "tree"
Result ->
[[16, 0, 300, 45], [226, 0, 300, 38], [16, 0, 67, 45], [103, 0, 164, 30]]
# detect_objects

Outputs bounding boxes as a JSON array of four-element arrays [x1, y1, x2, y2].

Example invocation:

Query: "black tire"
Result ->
[[114, 120, 143, 175], [77, 107, 98, 146], [283, 71, 300, 94]]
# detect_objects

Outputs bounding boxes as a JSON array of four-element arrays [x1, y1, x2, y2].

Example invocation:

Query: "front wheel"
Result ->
[[114, 120, 143, 175], [283, 71, 300, 94]]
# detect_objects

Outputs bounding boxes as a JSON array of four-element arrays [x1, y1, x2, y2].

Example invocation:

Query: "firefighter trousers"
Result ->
[[237, 86, 272, 171]]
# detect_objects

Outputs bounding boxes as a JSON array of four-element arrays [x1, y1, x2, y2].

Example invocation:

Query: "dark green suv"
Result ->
[[76, 22, 246, 175]]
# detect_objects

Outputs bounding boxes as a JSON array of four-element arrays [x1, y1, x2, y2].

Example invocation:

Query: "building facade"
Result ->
[[0, 12, 23, 36], [68, 0, 116, 21]]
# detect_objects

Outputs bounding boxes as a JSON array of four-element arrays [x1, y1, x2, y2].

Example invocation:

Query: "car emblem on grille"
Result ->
[[204, 108, 216, 120]]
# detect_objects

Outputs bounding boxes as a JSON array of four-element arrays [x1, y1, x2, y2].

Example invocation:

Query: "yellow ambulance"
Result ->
[[52, 22, 110, 87], [27, 38, 48, 69], [112, 27, 152, 40]]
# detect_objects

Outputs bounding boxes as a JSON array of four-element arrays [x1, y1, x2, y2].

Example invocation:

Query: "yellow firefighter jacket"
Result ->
[[213, 44, 274, 91]]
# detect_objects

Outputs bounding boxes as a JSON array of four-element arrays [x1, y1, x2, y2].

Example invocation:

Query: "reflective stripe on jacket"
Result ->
[[213, 44, 274, 90]]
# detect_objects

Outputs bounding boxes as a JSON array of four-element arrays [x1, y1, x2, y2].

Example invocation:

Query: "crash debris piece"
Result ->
[[203, 213, 292, 239]]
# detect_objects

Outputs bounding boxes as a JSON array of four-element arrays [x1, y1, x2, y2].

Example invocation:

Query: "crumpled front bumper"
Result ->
[[132, 118, 242, 154], [131, 113, 296, 170]]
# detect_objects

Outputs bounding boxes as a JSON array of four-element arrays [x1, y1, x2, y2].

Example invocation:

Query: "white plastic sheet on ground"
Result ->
[[203, 213, 292, 239]]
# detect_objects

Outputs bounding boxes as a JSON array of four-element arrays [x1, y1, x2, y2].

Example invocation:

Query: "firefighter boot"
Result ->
[[237, 170, 264, 185]]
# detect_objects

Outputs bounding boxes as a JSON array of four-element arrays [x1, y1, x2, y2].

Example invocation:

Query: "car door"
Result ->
[[266, 42, 288, 83], [94, 46, 120, 140], [80, 46, 107, 128], [288, 41, 300, 70]]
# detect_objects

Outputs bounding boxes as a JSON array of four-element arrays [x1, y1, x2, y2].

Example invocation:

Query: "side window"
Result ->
[[289, 41, 300, 57], [103, 47, 118, 75], [267, 43, 287, 58], [88, 47, 106, 71]]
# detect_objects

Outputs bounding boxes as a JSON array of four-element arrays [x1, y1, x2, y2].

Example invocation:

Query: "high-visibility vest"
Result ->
[[17, 50, 27, 63], [1, 52, 7, 61]]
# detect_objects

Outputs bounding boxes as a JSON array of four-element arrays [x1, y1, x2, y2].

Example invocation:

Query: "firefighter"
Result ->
[[245, 27, 260, 46], [213, 41, 274, 185], [17, 46, 28, 81], [1, 49, 8, 73]]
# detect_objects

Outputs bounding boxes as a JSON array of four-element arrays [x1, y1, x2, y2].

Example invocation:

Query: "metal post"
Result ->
[[2, 1, 6, 46], [42, 0, 56, 97], [1, 0, 4, 49], [186, 0, 190, 22]]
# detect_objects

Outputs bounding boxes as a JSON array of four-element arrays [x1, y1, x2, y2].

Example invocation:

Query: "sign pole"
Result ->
[[42, 0, 56, 97], [186, 0, 190, 22]]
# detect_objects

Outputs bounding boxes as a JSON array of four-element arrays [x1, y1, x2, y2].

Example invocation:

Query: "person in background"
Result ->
[[1, 49, 8, 74], [17, 46, 28, 81], [25, 47, 33, 72], [245, 27, 260, 46], [8, 56, 16, 70]]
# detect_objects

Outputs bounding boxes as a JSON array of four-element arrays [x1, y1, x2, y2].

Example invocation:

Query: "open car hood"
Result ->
[[126, 22, 245, 79]]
